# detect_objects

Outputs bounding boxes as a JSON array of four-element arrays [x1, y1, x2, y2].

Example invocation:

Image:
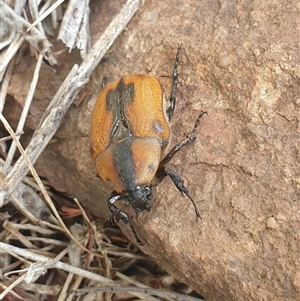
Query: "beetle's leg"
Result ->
[[107, 193, 144, 245], [154, 110, 206, 213], [164, 167, 200, 220], [113, 211, 144, 246], [160, 110, 207, 168], [166, 44, 181, 121]]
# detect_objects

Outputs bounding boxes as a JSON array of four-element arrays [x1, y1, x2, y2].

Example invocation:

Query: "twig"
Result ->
[[14, 0, 27, 15], [58, 273, 76, 301], [4, 221, 57, 236], [4, 220, 38, 249], [9, 183, 52, 221], [72, 286, 206, 301], [0, 131, 24, 142], [0, 274, 27, 300], [116, 271, 172, 301], [0, 282, 23, 300]]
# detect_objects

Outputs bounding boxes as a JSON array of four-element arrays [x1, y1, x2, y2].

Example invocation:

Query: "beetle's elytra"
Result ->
[[90, 45, 206, 245]]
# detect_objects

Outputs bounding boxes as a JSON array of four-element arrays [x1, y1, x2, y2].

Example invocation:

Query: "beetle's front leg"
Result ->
[[107, 193, 122, 221], [164, 168, 201, 220], [107, 193, 144, 245]]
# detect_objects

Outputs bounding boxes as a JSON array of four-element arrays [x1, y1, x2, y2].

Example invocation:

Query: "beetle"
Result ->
[[90, 45, 206, 245]]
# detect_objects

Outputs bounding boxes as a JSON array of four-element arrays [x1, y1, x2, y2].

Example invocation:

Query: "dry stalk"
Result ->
[[72, 286, 206, 301], [0, 55, 16, 113], [0, 131, 24, 142], [4, 53, 44, 172], [27, 0, 66, 32], [0, 34, 24, 81]]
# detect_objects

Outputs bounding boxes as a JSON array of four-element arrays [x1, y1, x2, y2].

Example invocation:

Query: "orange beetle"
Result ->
[[90, 45, 206, 245]]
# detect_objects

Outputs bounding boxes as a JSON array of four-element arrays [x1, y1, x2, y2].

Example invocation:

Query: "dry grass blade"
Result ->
[[3, 53, 44, 172], [27, 0, 66, 32], [0, 55, 16, 113], [0, 34, 24, 81], [72, 286, 206, 301]]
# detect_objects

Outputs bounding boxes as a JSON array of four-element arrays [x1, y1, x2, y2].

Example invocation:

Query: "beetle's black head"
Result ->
[[127, 185, 153, 213]]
